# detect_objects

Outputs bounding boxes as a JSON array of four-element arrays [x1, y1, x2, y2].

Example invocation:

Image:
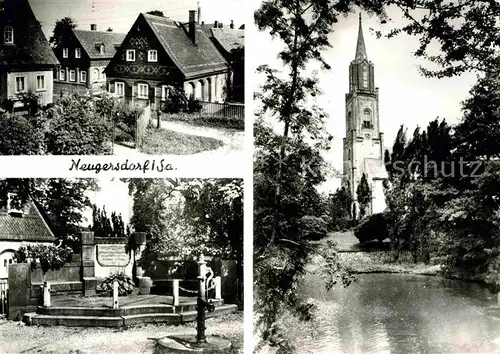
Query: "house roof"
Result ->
[[142, 13, 229, 79], [0, 198, 55, 242], [0, 0, 59, 67], [73, 29, 126, 60], [211, 27, 244, 54]]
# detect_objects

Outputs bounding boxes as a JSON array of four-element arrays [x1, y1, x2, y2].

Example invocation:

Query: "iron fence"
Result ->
[[161, 100, 244, 120], [0, 279, 7, 316]]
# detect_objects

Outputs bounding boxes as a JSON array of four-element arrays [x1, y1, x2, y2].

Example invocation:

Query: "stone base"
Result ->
[[155, 335, 232, 354]]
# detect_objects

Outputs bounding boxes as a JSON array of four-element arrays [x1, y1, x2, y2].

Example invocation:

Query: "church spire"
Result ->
[[355, 13, 367, 62]]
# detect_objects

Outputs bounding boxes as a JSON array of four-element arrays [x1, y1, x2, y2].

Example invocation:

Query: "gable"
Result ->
[[142, 14, 229, 79], [73, 30, 126, 60], [0, 198, 55, 242], [0, 0, 59, 68]]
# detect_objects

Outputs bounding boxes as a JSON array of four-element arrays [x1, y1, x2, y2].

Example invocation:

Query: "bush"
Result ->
[[13, 243, 74, 275], [187, 98, 202, 113], [98, 272, 135, 296], [299, 215, 328, 240], [354, 213, 389, 243]]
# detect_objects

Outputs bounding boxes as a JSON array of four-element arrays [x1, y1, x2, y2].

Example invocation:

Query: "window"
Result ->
[[59, 69, 66, 81], [148, 49, 157, 62], [15, 76, 25, 93], [36, 75, 46, 91], [80, 71, 87, 83], [126, 49, 135, 61], [75, 48, 81, 58], [99, 45, 105, 55], [363, 109, 372, 129], [161, 85, 169, 101], [69, 70, 76, 82], [4, 26, 13, 44], [137, 83, 148, 99], [115, 82, 125, 96], [63, 48, 69, 58], [362, 67, 368, 88]]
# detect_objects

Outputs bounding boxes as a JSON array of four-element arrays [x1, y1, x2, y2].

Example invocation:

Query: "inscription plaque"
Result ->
[[96, 244, 130, 267]]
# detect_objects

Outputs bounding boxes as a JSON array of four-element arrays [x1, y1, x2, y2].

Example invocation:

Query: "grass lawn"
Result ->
[[141, 127, 224, 155], [162, 114, 244, 131]]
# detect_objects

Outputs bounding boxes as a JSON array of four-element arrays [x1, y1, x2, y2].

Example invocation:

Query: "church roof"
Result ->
[[364, 158, 388, 180], [355, 13, 368, 62]]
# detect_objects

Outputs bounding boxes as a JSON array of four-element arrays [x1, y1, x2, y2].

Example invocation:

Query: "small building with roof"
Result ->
[[53, 25, 126, 97], [0, 195, 55, 279], [0, 0, 60, 109], [105, 11, 230, 109], [202, 21, 244, 103]]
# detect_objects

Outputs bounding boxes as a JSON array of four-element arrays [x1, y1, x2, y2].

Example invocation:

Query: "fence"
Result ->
[[199, 101, 244, 120], [161, 100, 244, 120], [0, 279, 7, 316], [135, 101, 151, 149]]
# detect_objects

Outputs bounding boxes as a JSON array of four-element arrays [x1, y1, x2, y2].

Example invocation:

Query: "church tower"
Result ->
[[343, 14, 387, 217]]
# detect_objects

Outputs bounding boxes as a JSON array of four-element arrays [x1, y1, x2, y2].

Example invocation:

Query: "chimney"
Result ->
[[188, 10, 196, 44], [214, 21, 218, 28], [197, 3, 201, 24], [219, 22, 223, 28], [201, 21, 205, 25], [90, 24, 97, 31], [230, 20, 234, 29]]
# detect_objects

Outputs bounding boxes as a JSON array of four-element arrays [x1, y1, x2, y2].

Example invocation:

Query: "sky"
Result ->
[[81, 178, 132, 228], [250, 2, 479, 193], [29, 0, 246, 39]]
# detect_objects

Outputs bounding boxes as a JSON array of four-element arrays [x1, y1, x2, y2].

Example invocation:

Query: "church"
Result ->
[[342, 14, 388, 217]]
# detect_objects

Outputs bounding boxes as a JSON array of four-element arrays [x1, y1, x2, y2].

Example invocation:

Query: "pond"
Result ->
[[297, 273, 500, 353]]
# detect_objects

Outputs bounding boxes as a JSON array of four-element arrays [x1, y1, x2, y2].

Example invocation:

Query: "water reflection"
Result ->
[[297, 273, 500, 353]]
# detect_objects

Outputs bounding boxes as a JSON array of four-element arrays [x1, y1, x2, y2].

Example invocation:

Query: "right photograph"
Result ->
[[253, 1, 500, 353]]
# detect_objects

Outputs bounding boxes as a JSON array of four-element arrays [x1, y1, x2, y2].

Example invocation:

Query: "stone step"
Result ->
[[24, 303, 237, 328], [174, 299, 224, 313], [122, 313, 182, 326], [37, 304, 176, 317], [24, 313, 123, 327], [180, 304, 237, 323]]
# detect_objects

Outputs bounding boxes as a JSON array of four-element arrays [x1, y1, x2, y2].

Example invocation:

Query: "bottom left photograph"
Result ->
[[0, 178, 243, 354]]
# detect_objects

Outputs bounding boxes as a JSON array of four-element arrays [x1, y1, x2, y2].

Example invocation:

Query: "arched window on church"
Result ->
[[362, 108, 372, 129]]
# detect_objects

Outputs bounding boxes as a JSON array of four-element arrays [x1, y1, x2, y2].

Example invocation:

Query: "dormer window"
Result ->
[[63, 48, 69, 58], [75, 48, 81, 58], [4, 26, 13, 44], [7, 193, 22, 215]]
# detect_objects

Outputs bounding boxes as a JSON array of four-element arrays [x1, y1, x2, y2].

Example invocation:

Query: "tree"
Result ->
[[49, 17, 76, 49], [146, 10, 165, 17], [356, 173, 372, 218], [92, 206, 128, 238], [254, 1, 352, 351]]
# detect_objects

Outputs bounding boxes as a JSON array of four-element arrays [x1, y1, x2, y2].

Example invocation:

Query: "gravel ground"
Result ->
[[0, 312, 243, 354]]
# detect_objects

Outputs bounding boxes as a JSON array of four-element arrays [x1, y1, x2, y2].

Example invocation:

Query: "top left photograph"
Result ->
[[0, 0, 244, 157]]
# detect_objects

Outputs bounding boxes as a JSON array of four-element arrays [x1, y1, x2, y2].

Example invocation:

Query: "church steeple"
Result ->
[[355, 13, 367, 62]]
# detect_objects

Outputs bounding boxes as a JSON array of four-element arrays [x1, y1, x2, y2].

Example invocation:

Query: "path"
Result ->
[[314, 231, 391, 252], [0, 312, 243, 354], [159, 120, 245, 159]]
